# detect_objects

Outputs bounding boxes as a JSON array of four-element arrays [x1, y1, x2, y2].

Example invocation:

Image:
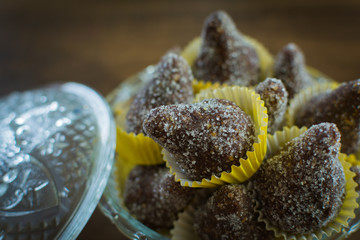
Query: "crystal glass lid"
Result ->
[[0, 82, 116, 239]]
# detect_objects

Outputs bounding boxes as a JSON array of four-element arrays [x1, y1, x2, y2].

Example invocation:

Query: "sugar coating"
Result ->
[[193, 11, 260, 86], [123, 165, 195, 229], [255, 78, 288, 133], [274, 43, 312, 99], [143, 98, 256, 180], [253, 123, 345, 234], [126, 52, 194, 134], [296, 79, 360, 154], [194, 184, 273, 240]]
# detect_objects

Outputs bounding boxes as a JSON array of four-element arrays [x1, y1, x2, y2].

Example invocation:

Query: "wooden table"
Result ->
[[1, 1, 360, 239]]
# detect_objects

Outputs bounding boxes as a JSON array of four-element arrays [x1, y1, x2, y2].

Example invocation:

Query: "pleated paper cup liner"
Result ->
[[163, 86, 268, 188], [113, 99, 164, 166], [192, 79, 224, 95], [116, 127, 163, 165], [114, 153, 137, 196], [306, 66, 336, 83], [254, 126, 359, 240], [346, 154, 360, 167], [356, 152, 360, 165], [111, 88, 164, 195], [170, 188, 215, 240], [345, 154, 360, 227], [112, 97, 132, 128], [181, 37, 202, 69], [286, 82, 339, 127], [170, 205, 200, 240]]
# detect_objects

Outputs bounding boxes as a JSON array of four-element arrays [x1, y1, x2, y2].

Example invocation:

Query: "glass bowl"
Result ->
[[0, 82, 116, 240], [99, 66, 360, 240]]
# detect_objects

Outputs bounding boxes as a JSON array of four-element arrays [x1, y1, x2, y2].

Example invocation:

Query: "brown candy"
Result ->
[[255, 78, 288, 133], [193, 11, 260, 86], [123, 165, 195, 229], [296, 79, 360, 154], [126, 52, 194, 134], [143, 98, 256, 180], [274, 43, 312, 99], [253, 123, 345, 234], [194, 184, 273, 240]]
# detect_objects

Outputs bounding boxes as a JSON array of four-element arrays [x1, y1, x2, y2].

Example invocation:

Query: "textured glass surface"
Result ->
[[100, 67, 360, 240], [0, 83, 115, 240]]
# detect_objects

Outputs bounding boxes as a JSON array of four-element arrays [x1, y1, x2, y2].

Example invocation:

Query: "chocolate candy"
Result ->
[[274, 43, 312, 99], [193, 11, 260, 86], [123, 165, 195, 229], [194, 184, 273, 240], [296, 79, 360, 154], [253, 123, 345, 234], [143, 98, 255, 180], [255, 78, 288, 133], [126, 52, 194, 134]]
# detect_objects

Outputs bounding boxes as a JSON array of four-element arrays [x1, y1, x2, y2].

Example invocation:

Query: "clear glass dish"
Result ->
[[0, 82, 116, 240], [99, 66, 360, 240]]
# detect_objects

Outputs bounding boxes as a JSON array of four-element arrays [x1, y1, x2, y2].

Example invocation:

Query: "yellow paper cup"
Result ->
[[356, 151, 360, 162], [346, 154, 360, 167], [164, 86, 268, 188], [170, 205, 200, 240], [192, 79, 224, 95], [255, 126, 359, 240], [114, 154, 137, 196], [306, 66, 336, 83], [114, 99, 164, 166], [181, 37, 202, 68], [116, 127, 163, 165]]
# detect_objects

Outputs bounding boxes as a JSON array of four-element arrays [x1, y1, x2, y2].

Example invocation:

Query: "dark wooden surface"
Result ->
[[1, 1, 360, 239]]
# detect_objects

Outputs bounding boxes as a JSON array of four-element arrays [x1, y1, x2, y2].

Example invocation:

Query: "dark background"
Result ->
[[1, 0, 359, 239]]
